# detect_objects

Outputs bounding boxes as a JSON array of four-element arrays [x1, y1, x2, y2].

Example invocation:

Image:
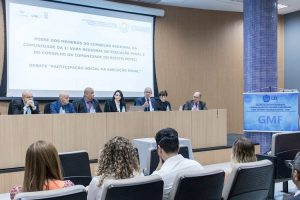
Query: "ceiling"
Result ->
[[130, 0, 300, 15]]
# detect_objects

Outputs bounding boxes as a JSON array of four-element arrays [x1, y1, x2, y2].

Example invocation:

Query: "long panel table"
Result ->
[[0, 109, 227, 169]]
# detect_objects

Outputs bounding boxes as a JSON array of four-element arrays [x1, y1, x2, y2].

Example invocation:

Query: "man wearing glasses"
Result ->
[[183, 91, 207, 111], [288, 152, 300, 200], [10, 90, 40, 114], [134, 87, 157, 111]]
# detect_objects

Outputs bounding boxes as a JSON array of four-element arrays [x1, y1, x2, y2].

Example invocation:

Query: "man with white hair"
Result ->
[[10, 90, 40, 114], [183, 91, 207, 110], [134, 87, 157, 111], [50, 91, 75, 114], [73, 87, 102, 113]]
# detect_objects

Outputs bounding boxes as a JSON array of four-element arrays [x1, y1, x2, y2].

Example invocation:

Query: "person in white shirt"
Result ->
[[152, 128, 204, 200], [87, 136, 141, 200], [287, 152, 300, 200]]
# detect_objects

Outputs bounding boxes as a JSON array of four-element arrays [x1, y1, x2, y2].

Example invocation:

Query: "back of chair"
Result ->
[[44, 103, 51, 114], [59, 151, 92, 186], [8, 100, 14, 115], [14, 185, 87, 200], [271, 132, 300, 179], [169, 169, 225, 200], [149, 146, 189, 174], [222, 160, 273, 200], [101, 175, 163, 200]]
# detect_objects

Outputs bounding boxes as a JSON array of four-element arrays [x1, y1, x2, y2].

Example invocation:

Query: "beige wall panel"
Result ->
[[152, 111, 192, 139], [0, 171, 24, 194], [106, 112, 153, 140], [194, 145, 260, 165], [0, 115, 52, 168], [52, 113, 106, 160], [191, 109, 227, 148]]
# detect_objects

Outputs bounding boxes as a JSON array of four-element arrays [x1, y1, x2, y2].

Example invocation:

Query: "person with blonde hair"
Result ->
[[10, 141, 74, 200], [87, 136, 141, 200], [231, 137, 257, 164]]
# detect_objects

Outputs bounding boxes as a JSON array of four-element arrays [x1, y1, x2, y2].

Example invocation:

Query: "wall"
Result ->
[[0, 2, 284, 133], [284, 11, 300, 113]]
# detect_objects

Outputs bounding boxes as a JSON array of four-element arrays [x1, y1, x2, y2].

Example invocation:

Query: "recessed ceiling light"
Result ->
[[278, 4, 288, 9]]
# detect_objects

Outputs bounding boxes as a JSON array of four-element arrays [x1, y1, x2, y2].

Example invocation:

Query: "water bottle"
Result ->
[[166, 105, 170, 111]]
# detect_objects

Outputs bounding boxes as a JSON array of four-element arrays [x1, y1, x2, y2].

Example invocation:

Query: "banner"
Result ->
[[244, 92, 299, 132]]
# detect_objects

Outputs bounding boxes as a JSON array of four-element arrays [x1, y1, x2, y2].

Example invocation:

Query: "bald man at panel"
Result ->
[[183, 92, 207, 110], [10, 90, 40, 114], [73, 87, 102, 113], [50, 91, 75, 114]]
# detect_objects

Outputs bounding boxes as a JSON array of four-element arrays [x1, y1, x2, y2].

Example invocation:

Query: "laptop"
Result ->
[[128, 106, 145, 112]]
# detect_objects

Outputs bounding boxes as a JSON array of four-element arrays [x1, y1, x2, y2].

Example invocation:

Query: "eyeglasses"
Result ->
[[193, 96, 200, 99], [114, 94, 120, 96], [24, 96, 33, 98], [145, 91, 152, 94]]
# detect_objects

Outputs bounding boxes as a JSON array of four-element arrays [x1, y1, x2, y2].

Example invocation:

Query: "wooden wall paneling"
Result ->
[[106, 112, 153, 140], [0, 115, 52, 169], [0, 171, 24, 194], [152, 111, 192, 139]]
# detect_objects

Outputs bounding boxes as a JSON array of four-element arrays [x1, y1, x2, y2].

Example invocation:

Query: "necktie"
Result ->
[[147, 99, 150, 111], [88, 101, 92, 112]]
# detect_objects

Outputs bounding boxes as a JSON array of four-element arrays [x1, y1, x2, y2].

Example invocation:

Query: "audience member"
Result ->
[[157, 90, 171, 111], [152, 128, 203, 199], [10, 140, 74, 200], [183, 91, 207, 110], [231, 137, 257, 164], [50, 91, 75, 114], [134, 87, 157, 111], [73, 87, 102, 113], [104, 90, 126, 112], [221, 137, 257, 180], [87, 136, 141, 200], [10, 90, 40, 114], [287, 152, 300, 200]]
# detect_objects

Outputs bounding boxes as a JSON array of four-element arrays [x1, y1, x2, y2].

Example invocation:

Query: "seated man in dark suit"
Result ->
[[10, 90, 40, 115], [288, 152, 300, 200], [50, 91, 75, 114], [134, 87, 157, 111], [183, 92, 207, 111], [73, 87, 102, 113]]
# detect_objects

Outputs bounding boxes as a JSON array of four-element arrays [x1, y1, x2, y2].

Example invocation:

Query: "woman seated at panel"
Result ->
[[10, 141, 74, 200], [157, 90, 172, 111], [87, 136, 141, 200], [104, 90, 126, 112]]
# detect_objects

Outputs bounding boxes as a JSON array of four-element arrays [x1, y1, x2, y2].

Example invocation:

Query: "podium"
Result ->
[[132, 137, 193, 175]]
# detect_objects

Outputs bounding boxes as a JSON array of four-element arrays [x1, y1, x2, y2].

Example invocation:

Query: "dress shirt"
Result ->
[[152, 154, 204, 200]]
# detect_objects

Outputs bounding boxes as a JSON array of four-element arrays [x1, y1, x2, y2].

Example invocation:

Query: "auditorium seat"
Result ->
[[13, 185, 87, 200], [148, 146, 189, 175], [222, 160, 273, 200], [257, 131, 300, 198], [100, 175, 163, 200], [59, 150, 92, 187], [169, 169, 225, 200]]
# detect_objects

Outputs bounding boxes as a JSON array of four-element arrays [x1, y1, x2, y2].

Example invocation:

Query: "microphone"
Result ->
[[146, 98, 150, 111]]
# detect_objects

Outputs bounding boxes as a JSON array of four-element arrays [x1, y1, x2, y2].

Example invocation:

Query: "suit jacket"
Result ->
[[10, 99, 40, 115], [157, 99, 171, 111], [183, 100, 207, 110], [134, 97, 158, 111], [50, 100, 75, 114], [73, 98, 102, 113], [104, 100, 126, 112]]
